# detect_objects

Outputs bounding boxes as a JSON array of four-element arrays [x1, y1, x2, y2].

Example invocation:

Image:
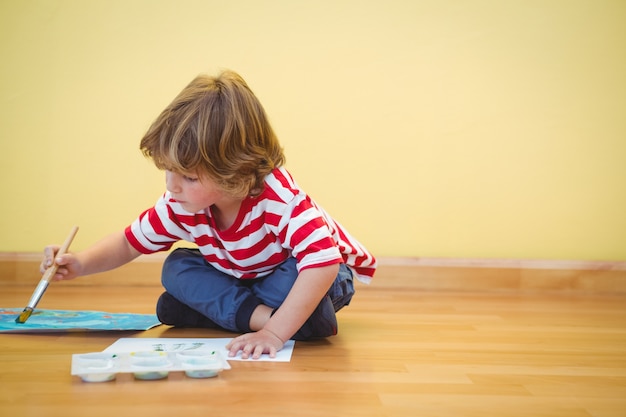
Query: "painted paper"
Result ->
[[0, 308, 161, 332], [104, 337, 295, 362]]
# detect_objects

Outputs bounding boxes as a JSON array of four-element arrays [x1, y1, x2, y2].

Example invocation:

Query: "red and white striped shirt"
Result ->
[[125, 167, 376, 283]]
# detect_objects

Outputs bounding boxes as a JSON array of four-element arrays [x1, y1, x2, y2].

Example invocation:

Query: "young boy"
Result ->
[[42, 70, 376, 359]]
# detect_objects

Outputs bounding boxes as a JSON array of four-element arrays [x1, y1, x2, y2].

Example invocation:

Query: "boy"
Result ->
[[42, 70, 376, 359]]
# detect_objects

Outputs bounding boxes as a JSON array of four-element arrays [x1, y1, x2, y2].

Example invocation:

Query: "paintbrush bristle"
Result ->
[[15, 308, 33, 324]]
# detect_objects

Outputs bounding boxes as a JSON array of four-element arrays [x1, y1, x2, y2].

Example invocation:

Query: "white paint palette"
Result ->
[[71, 350, 230, 382]]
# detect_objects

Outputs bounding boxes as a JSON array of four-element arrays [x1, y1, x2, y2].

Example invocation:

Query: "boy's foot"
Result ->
[[156, 292, 218, 329], [291, 295, 338, 341]]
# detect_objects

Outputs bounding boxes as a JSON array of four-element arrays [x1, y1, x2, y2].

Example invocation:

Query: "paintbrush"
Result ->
[[15, 226, 79, 324]]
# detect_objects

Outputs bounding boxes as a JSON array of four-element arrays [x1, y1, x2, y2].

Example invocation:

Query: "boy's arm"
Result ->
[[264, 263, 339, 341], [226, 263, 339, 359], [44, 230, 142, 280]]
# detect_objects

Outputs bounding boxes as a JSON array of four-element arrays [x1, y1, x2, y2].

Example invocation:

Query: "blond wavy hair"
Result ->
[[140, 70, 285, 198]]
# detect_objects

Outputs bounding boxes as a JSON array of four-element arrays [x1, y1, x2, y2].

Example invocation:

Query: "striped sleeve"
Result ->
[[273, 192, 341, 272], [271, 167, 377, 283], [124, 194, 190, 254]]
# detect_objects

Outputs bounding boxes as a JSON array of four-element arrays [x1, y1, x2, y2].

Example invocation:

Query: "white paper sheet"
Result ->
[[103, 337, 295, 362]]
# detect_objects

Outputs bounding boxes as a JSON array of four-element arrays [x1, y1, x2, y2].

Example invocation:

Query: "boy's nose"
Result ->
[[165, 171, 180, 193]]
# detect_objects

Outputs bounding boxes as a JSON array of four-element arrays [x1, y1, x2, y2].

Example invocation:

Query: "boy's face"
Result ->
[[165, 170, 226, 213]]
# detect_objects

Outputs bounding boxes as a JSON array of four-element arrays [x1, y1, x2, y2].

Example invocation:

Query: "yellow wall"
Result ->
[[1, 0, 624, 261]]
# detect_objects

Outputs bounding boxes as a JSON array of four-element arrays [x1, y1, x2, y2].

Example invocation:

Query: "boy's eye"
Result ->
[[183, 175, 198, 182]]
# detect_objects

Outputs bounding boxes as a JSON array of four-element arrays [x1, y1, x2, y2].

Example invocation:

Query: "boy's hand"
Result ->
[[41, 245, 83, 281], [225, 328, 285, 360]]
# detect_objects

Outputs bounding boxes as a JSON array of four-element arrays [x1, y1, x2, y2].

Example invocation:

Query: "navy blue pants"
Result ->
[[160, 248, 355, 333]]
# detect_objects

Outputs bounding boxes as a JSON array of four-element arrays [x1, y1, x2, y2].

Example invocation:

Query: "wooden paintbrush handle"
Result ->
[[41, 226, 79, 283]]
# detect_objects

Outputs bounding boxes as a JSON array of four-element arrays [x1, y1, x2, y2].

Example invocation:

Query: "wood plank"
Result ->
[[1, 253, 625, 293]]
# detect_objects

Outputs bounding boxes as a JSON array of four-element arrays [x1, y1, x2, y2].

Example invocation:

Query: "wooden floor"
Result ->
[[1, 262, 625, 417]]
